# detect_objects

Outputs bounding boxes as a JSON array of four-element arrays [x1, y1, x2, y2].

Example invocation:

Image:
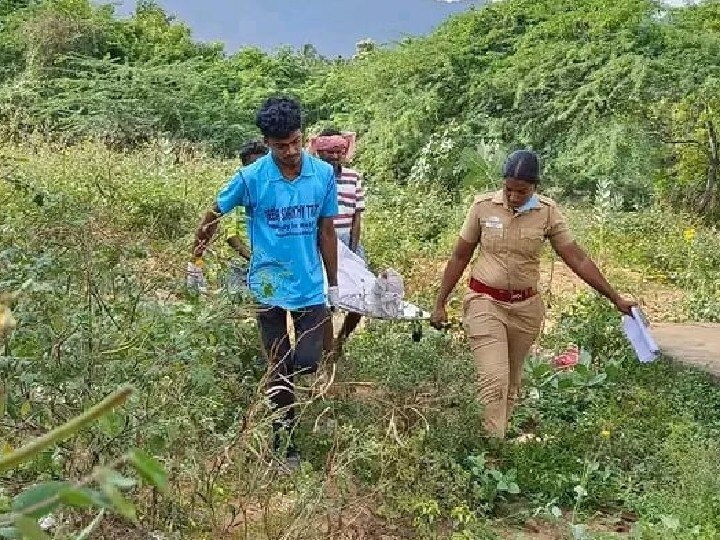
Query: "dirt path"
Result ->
[[653, 323, 720, 379]]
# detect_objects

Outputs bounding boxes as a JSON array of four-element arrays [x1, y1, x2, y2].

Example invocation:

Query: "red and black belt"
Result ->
[[469, 278, 537, 303]]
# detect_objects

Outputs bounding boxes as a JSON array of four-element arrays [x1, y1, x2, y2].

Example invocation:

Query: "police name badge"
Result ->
[[484, 216, 503, 229]]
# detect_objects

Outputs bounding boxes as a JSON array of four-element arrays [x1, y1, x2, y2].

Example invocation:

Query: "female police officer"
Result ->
[[430, 150, 635, 439]]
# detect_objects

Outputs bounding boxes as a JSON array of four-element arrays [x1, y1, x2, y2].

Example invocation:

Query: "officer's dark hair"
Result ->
[[239, 140, 268, 165], [503, 149, 540, 185], [319, 127, 342, 137], [255, 96, 303, 139]]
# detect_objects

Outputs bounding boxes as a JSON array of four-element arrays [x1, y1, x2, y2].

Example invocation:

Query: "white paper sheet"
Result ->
[[622, 306, 659, 363]]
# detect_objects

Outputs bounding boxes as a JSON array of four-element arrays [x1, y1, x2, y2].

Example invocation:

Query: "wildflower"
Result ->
[[552, 344, 579, 370], [683, 227, 696, 243], [600, 429, 611, 439]]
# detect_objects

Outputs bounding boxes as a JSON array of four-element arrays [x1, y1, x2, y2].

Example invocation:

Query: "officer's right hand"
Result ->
[[430, 305, 448, 330]]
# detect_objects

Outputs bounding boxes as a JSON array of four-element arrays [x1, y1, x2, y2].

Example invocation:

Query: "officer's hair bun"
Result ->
[[503, 150, 540, 184]]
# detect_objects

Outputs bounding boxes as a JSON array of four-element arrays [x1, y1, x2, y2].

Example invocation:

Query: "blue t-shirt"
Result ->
[[216, 152, 338, 310]]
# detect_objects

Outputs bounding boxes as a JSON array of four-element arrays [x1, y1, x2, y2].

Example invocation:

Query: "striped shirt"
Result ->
[[334, 167, 366, 233]]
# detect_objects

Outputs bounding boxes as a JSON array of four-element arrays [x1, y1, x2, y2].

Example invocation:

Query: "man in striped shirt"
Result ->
[[313, 128, 367, 360]]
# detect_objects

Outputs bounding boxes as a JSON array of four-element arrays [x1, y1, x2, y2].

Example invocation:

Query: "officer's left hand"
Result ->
[[613, 296, 636, 316]]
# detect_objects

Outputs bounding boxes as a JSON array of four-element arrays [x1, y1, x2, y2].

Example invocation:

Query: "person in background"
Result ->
[[310, 128, 367, 361], [430, 149, 635, 440], [191, 96, 339, 469], [222, 140, 269, 299], [225, 139, 268, 260]]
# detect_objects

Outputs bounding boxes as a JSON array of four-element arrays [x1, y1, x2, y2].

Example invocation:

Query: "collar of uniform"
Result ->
[[268, 151, 316, 181], [490, 190, 539, 214], [516, 194, 540, 214]]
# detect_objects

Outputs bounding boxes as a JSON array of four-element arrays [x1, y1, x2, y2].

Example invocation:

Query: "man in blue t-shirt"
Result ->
[[191, 97, 339, 468]]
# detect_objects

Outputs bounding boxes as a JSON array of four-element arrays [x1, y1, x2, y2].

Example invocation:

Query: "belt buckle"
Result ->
[[510, 291, 523, 301]]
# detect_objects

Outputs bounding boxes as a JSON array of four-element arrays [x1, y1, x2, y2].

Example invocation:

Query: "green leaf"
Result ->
[[507, 482, 520, 494], [58, 487, 108, 509], [98, 413, 124, 438], [57, 488, 92, 508], [128, 450, 168, 494], [574, 364, 590, 377], [19, 401, 30, 420], [99, 483, 136, 523], [11, 482, 70, 519], [13, 517, 49, 540], [98, 469, 135, 490]]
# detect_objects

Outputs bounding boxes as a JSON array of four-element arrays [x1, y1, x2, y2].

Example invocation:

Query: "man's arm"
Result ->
[[349, 211, 362, 253], [192, 202, 223, 258], [350, 173, 366, 253], [319, 217, 338, 286], [227, 235, 251, 260], [193, 168, 249, 259], [553, 240, 635, 314]]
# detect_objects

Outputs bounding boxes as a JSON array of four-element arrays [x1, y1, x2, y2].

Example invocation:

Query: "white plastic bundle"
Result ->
[[325, 240, 417, 319], [372, 268, 405, 318]]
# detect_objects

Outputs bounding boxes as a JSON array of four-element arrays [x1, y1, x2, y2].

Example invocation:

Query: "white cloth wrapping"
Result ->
[[323, 239, 426, 319], [372, 268, 405, 318]]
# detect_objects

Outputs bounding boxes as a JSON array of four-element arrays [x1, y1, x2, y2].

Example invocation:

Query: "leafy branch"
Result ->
[[0, 386, 168, 539]]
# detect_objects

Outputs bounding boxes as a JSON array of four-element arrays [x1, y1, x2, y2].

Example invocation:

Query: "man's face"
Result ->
[[317, 147, 345, 169], [265, 130, 302, 169], [503, 177, 536, 209]]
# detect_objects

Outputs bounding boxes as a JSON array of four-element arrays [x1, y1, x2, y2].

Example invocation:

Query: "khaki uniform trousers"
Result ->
[[462, 292, 545, 439]]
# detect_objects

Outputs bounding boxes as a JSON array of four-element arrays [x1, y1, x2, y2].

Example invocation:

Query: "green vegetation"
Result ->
[[2, 0, 720, 538]]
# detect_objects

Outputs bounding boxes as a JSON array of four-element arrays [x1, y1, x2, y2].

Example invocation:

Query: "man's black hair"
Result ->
[[503, 149, 540, 184], [239, 139, 268, 165], [319, 127, 342, 137], [255, 96, 303, 139]]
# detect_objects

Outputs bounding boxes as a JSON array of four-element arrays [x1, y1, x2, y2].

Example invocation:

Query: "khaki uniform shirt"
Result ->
[[459, 190, 574, 291]]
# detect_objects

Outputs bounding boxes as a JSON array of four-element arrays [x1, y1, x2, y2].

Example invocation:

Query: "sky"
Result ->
[[110, 0, 484, 58]]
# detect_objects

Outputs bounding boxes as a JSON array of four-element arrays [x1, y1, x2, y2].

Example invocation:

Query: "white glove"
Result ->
[[327, 286, 340, 310], [186, 261, 207, 293]]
